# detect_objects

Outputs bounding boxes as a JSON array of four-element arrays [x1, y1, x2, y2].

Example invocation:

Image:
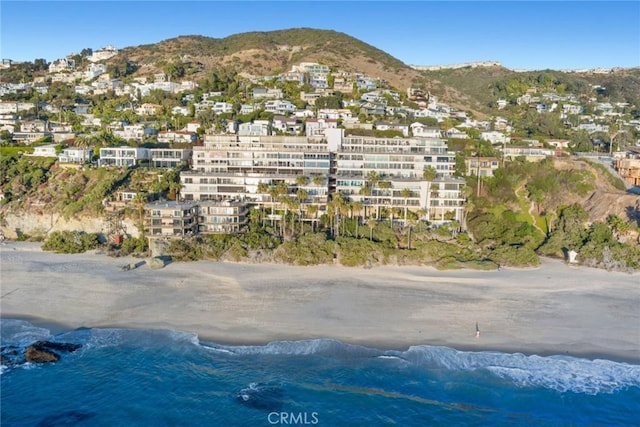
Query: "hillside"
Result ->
[[553, 158, 639, 225], [420, 66, 640, 114], [115, 28, 431, 93]]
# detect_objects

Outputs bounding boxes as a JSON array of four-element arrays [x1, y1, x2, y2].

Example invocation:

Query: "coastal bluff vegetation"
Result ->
[[1, 152, 638, 272]]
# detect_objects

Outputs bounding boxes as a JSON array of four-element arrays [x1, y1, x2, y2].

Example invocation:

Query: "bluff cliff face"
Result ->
[[0, 211, 138, 240]]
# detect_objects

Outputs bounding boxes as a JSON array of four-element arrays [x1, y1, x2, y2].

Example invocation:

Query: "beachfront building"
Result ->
[[334, 135, 463, 223], [144, 200, 198, 237], [426, 178, 467, 222], [143, 199, 249, 236], [197, 200, 249, 234], [178, 131, 465, 225], [180, 135, 333, 213]]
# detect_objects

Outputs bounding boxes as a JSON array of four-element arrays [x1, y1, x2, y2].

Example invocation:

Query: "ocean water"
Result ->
[[1, 319, 639, 426]]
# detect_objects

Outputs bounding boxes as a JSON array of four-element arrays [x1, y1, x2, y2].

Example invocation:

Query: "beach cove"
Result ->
[[1, 242, 639, 363]]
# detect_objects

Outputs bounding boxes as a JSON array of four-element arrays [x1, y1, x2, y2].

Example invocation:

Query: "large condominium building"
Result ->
[[334, 135, 462, 222], [181, 134, 333, 209], [179, 131, 465, 224]]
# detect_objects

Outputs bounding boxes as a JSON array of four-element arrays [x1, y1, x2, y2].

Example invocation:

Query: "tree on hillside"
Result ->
[[569, 130, 592, 153], [538, 203, 588, 256]]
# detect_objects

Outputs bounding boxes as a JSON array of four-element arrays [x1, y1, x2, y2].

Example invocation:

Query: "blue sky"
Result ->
[[1, 1, 639, 70]]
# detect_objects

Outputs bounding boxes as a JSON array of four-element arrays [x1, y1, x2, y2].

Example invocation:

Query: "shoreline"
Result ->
[[3, 314, 638, 365], [1, 242, 639, 364]]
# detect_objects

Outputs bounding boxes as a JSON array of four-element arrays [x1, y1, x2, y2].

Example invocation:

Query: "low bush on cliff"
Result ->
[[41, 231, 101, 254]]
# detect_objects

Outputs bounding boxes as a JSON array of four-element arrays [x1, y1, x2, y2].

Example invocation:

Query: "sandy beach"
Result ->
[[1, 242, 639, 363]]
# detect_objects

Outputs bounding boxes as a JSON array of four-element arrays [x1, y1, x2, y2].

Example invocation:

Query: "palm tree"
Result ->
[[132, 192, 148, 235], [296, 175, 310, 187], [329, 192, 347, 238], [366, 170, 380, 187], [307, 204, 319, 233], [416, 208, 428, 231], [268, 185, 280, 226], [366, 170, 380, 219], [367, 219, 377, 242], [282, 196, 299, 239], [296, 188, 308, 234], [358, 185, 371, 220], [352, 201, 363, 238], [423, 165, 437, 181], [378, 180, 392, 223], [400, 188, 412, 226], [257, 182, 269, 226]]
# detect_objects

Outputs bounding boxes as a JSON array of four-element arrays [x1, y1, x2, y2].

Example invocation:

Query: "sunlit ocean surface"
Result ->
[[2, 319, 638, 426]]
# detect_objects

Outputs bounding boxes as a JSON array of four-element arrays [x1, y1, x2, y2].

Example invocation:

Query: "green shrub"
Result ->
[[120, 236, 148, 255], [488, 244, 540, 267], [335, 237, 381, 267], [42, 231, 101, 254], [274, 233, 334, 265]]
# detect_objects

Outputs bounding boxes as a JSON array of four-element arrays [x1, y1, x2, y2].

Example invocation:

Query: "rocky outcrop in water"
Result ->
[[1, 341, 82, 365]]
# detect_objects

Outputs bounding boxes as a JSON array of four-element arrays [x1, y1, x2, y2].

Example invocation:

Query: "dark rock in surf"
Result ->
[[24, 341, 82, 363], [25, 345, 60, 363], [1, 345, 24, 366]]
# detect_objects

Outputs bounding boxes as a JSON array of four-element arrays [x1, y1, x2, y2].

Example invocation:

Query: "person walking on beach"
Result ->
[[476, 322, 480, 338]]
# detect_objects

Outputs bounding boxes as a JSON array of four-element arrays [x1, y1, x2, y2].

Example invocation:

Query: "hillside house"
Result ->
[[481, 131, 510, 144], [465, 157, 500, 177], [88, 45, 118, 62], [136, 103, 162, 116], [98, 146, 151, 167], [48, 58, 75, 73], [411, 123, 442, 138], [500, 146, 554, 162], [29, 144, 58, 157], [58, 147, 94, 164], [238, 121, 270, 136], [252, 88, 283, 99], [272, 115, 303, 135], [375, 122, 409, 137], [305, 118, 338, 137], [113, 124, 147, 142], [444, 128, 469, 139], [212, 102, 234, 115], [264, 100, 296, 115], [157, 130, 197, 144]]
